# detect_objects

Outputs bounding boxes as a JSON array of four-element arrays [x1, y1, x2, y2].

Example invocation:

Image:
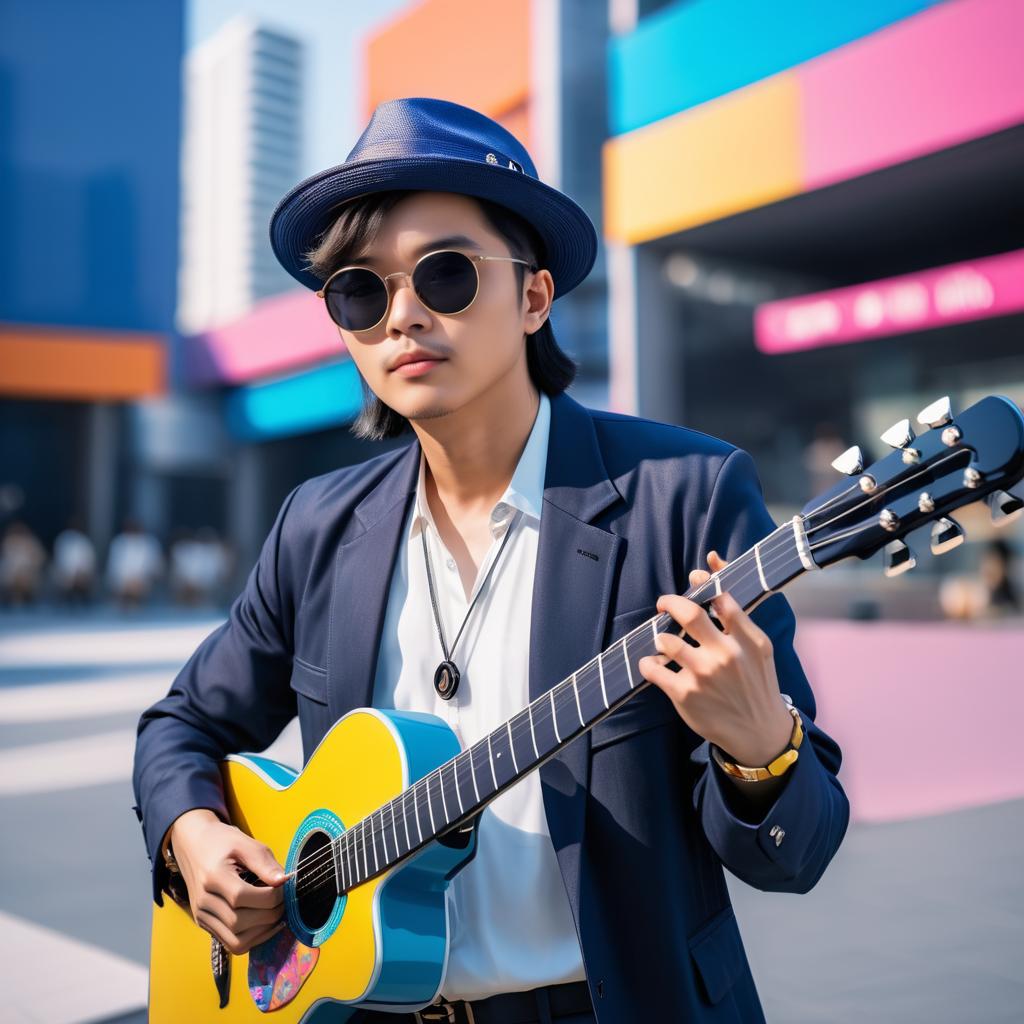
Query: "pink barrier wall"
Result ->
[[795, 619, 1024, 824], [186, 288, 348, 386], [800, 0, 1024, 190], [754, 248, 1024, 354]]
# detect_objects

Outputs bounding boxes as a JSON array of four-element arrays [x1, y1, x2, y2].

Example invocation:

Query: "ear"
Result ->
[[522, 268, 554, 335]]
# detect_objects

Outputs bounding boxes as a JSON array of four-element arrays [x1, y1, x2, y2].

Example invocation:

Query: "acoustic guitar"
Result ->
[[147, 394, 1023, 1021]]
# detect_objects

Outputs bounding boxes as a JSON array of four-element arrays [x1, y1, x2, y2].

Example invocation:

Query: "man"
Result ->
[[133, 97, 849, 1024]]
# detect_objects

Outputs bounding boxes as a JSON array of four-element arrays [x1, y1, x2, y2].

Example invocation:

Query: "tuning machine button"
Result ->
[[916, 396, 953, 428], [918, 492, 936, 514], [931, 516, 965, 555], [963, 467, 982, 489], [880, 418, 916, 450], [882, 540, 916, 577], [941, 425, 962, 447], [988, 490, 1023, 526], [831, 445, 864, 476]]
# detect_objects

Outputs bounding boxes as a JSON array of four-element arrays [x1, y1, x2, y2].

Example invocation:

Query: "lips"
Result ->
[[390, 349, 446, 371]]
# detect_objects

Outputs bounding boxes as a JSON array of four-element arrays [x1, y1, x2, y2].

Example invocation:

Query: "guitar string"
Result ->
[[294, 453, 953, 896], [293, 503, 901, 897], [290, 515, 807, 896], [292, 512, 838, 898]]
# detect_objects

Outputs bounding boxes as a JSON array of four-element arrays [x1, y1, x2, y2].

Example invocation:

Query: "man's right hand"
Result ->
[[165, 808, 288, 955]]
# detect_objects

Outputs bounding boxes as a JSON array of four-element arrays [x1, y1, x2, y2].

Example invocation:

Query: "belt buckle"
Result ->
[[414, 997, 476, 1024]]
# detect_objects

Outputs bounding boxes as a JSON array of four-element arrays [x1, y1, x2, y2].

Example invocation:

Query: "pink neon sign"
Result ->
[[754, 249, 1024, 354]]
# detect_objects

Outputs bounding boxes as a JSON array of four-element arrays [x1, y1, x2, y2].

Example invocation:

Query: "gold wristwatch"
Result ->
[[711, 695, 804, 782]]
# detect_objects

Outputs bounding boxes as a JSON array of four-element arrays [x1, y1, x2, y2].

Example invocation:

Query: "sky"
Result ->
[[187, 0, 413, 179]]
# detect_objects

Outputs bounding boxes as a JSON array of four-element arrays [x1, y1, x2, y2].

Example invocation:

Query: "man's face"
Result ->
[[332, 191, 548, 424]]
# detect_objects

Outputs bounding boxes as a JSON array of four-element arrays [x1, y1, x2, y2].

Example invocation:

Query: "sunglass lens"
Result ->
[[325, 268, 388, 331], [413, 251, 478, 314]]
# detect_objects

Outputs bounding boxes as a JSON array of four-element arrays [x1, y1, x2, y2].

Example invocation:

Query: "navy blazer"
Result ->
[[133, 390, 849, 1023]]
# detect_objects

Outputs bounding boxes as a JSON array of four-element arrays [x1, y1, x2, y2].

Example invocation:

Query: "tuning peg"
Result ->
[[930, 516, 965, 555], [831, 445, 864, 476], [880, 418, 916, 450], [916, 396, 953, 429], [882, 540, 916, 577], [988, 490, 1023, 526]]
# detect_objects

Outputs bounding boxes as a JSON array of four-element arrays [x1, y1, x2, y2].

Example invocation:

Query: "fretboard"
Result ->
[[327, 515, 814, 893]]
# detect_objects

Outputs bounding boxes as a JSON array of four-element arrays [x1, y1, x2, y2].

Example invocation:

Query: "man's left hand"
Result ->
[[637, 551, 794, 765]]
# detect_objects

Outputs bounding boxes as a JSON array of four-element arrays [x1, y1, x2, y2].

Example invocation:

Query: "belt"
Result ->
[[413, 979, 594, 1024]]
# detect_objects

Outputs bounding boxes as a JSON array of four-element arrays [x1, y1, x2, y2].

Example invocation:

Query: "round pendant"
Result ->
[[434, 660, 461, 700]]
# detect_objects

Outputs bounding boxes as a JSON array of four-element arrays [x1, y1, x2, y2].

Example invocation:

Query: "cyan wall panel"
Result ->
[[225, 359, 364, 441], [610, 0, 940, 136]]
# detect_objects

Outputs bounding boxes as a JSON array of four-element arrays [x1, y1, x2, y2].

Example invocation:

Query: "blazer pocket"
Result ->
[[688, 904, 746, 1005], [589, 683, 678, 751], [289, 658, 329, 705]]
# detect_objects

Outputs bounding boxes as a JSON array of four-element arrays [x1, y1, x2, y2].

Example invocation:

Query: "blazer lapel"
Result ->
[[531, 391, 623, 926], [326, 437, 420, 722]]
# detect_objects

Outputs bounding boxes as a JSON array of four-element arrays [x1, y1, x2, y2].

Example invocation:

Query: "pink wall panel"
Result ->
[[755, 248, 1024, 354], [186, 288, 348, 386], [795, 620, 1024, 824], [800, 0, 1024, 189]]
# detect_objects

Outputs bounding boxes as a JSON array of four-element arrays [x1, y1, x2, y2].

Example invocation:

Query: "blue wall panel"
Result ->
[[0, 1, 184, 332], [609, 0, 941, 136]]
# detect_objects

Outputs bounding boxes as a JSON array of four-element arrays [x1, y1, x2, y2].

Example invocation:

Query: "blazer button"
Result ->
[[769, 824, 785, 846]]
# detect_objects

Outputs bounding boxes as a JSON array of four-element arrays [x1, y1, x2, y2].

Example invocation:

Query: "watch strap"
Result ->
[[712, 701, 804, 782]]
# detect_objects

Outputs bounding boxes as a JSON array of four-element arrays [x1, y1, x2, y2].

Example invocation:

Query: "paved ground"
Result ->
[[0, 607, 1020, 1022]]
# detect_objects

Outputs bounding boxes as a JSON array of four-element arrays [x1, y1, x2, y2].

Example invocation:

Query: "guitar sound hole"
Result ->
[[295, 829, 337, 931]]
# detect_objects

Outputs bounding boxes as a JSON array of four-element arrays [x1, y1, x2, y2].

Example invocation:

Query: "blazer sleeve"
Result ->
[[688, 448, 851, 894], [131, 482, 303, 905]]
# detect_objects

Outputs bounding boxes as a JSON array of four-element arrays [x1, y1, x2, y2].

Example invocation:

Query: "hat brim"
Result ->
[[269, 156, 598, 301]]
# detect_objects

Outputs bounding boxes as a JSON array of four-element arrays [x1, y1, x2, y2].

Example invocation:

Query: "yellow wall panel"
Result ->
[[603, 73, 802, 244]]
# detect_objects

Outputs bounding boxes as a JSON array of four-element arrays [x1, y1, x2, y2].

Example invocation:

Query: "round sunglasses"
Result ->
[[316, 249, 536, 332]]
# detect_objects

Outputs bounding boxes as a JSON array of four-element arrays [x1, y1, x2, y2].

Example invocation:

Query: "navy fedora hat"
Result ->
[[269, 96, 598, 300]]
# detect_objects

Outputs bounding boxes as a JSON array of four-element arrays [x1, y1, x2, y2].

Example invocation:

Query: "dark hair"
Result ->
[[303, 189, 577, 440]]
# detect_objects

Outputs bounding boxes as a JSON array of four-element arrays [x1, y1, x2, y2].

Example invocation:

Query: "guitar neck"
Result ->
[[333, 516, 814, 891]]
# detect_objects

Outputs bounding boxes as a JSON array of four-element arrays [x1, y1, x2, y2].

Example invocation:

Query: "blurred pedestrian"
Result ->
[[979, 538, 1020, 616], [170, 527, 229, 606], [0, 520, 47, 606], [107, 519, 164, 609], [52, 516, 97, 606]]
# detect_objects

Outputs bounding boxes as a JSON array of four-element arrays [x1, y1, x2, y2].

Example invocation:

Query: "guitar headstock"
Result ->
[[801, 395, 1024, 575]]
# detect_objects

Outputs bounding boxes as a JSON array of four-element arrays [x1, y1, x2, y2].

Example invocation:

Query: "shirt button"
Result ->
[[491, 502, 510, 522], [446, 557, 456, 571]]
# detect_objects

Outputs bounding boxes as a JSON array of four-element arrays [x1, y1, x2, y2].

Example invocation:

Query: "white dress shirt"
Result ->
[[370, 390, 587, 1001]]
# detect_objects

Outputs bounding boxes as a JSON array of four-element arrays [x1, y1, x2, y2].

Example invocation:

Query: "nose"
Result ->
[[383, 271, 431, 334]]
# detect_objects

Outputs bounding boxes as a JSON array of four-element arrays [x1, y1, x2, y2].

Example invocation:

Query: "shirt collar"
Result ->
[[410, 390, 551, 539]]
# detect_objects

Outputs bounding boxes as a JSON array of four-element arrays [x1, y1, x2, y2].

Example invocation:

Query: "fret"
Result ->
[[488, 724, 516, 789], [335, 837, 347, 893], [507, 720, 519, 774], [456, 747, 478, 806], [379, 808, 389, 863], [753, 541, 768, 592], [467, 745, 482, 803], [508, 709, 538, 774], [572, 671, 585, 726], [622, 636, 635, 689], [528, 702, 540, 759], [401, 788, 413, 850], [470, 740, 495, 802], [370, 818, 379, 873], [449, 758, 465, 816], [425, 774, 437, 833], [575, 660, 608, 723], [360, 820, 369, 879], [437, 765, 449, 825], [597, 652, 609, 709], [390, 801, 402, 857], [549, 688, 560, 742], [487, 733, 498, 790], [412, 782, 424, 843], [529, 691, 558, 758]]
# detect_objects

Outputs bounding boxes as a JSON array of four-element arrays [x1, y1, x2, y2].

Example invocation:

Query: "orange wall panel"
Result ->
[[366, 0, 531, 139], [0, 326, 165, 401]]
